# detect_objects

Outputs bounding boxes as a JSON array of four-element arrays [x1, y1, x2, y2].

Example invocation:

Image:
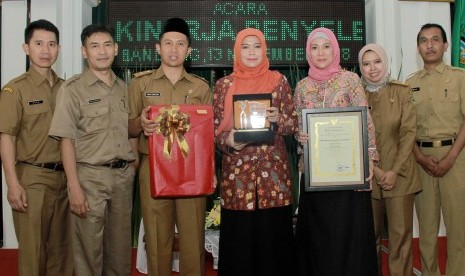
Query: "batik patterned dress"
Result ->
[[214, 74, 297, 211]]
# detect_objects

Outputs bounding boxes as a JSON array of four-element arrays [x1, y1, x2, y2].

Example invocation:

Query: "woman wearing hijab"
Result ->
[[294, 28, 378, 275], [359, 43, 421, 276], [213, 28, 297, 276]]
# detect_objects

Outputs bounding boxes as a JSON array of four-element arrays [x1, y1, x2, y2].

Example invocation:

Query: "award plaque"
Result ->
[[233, 93, 274, 142], [302, 106, 370, 191]]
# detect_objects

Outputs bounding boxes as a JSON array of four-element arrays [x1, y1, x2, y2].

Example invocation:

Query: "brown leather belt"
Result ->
[[23, 162, 64, 171], [416, 139, 455, 148]]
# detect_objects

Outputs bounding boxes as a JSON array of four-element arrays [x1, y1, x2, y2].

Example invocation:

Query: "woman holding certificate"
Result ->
[[294, 27, 378, 275], [359, 44, 421, 276], [213, 28, 298, 276]]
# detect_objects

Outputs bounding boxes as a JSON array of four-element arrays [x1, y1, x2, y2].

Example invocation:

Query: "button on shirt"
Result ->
[[407, 62, 465, 140], [0, 68, 63, 163], [49, 69, 134, 165]]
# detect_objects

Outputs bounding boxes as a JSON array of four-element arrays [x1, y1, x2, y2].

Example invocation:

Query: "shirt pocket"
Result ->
[[437, 86, 459, 102], [435, 86, 459, 117], [411, 90, 424, 105], [24, 100, 49, 115], [81, 103, 109, 134], [23, 100, 50, 132], [119, 96, 130, 114]]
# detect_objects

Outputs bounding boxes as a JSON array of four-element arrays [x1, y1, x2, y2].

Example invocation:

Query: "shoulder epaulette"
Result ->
[[61, 74, 81, 87], [10, 72, 29, 84], [406, 70, 421, 81], [390, 79, 408, 87], [1, 73, 29, 94], [1, 86, 15, 94], [190, 73, 208, 84], [449, 65, 465, 72], [133, 70, 154, 78]]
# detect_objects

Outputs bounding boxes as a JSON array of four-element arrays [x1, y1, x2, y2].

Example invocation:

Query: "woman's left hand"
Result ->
[[266, 107, 279, 123], [379, 170, 397, 191]]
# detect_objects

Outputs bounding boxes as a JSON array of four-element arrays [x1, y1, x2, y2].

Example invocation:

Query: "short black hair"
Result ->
[[417, 23, 448, 45], [25, 19, 59, 44], [81, 24, 115, 46]]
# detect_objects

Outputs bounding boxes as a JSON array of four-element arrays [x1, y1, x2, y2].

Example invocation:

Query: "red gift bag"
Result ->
[[148, 105, 215, 197]]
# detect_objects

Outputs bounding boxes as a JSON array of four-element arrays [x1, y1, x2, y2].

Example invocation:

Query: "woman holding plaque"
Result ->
[[213, 28, 298, 276], [359, 43, 421, 276], [294, 27, 378, 275]]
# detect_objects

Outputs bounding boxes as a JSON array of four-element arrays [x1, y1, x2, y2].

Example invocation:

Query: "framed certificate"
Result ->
[[302, 106, 370, 191]]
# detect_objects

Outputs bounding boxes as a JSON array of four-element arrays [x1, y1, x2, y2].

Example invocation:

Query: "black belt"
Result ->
[[102, 159, 129, 169], [416, 139, 455, 148], [22, 162, 64, 171]]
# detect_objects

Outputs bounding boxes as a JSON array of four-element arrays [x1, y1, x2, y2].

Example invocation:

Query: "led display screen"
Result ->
[[108, 0, 365, 67]]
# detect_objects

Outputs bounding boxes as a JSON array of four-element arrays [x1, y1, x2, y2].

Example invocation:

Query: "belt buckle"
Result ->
[[433, 140, 442, 147]]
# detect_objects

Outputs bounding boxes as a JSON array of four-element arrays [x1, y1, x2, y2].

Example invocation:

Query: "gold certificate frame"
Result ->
[[302, 107, 369, 191]]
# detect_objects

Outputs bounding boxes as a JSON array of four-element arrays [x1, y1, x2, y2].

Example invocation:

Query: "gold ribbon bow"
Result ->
[[155, 105, 190, 159]]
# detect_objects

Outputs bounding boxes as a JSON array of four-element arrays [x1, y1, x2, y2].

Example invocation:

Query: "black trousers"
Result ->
[[295, 176, 378, 276], [218, 205, 296, 276]]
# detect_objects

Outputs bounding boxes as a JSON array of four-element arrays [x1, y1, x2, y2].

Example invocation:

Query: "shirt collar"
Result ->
[[82, 67, 117, 87], [28, 67, 59, 87], [153, 67, 193, 83], [419, 61, 446, 78]]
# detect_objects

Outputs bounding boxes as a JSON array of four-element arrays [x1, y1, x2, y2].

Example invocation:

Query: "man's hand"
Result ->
[[140, 106, 158, 136], [7, 182, 28, 212], [433, 154, 455, 177], [417, 154, 439, 176], [68, 185, 90, 218]]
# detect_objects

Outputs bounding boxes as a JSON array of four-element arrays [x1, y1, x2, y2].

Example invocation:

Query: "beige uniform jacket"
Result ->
[[49, 68, 134, 165], [128, 68, 211, 155], [407, 62, 465, 140], [366, 80, 421, 199], [0, 68, 63, 163]]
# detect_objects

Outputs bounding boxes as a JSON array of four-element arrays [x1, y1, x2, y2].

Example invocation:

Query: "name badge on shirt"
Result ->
[[88, 98, 101, 104], [28, 100, 43, 105], [410, 87, 420, 92], [145, 92, 161, 97]]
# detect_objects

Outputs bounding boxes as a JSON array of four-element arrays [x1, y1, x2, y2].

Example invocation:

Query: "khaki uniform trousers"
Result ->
[[73, 163, 135, 276], [13, 163, 73, 276], [372, 194, 415, 276], [139, 155, 206, 276], [415, 145, 465, 276]]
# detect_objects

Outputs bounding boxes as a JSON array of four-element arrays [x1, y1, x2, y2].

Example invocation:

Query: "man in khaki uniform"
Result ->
[[128, 18, 211, 276], [49, 24, 137, 275], [0, 19, 73, 276], [407, 23, 465, 276]]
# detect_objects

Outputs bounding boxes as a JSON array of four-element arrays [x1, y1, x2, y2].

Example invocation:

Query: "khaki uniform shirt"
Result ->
[[406, 62, 465, 140], [0, 68, 63, 163], [49, 69, 134, 165], [366, 80, 421, 198], [128, 68, 211, 154]]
